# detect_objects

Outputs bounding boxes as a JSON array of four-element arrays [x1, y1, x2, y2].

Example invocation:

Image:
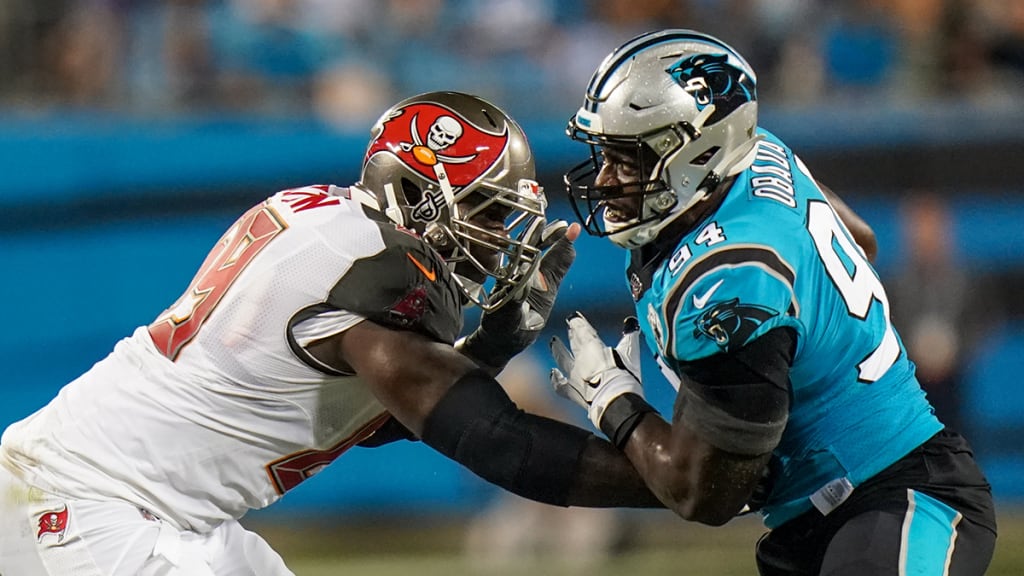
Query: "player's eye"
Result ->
[[601, 147, 640, 174], [479, 203, 513, 228], [461, 195, 511, 227]]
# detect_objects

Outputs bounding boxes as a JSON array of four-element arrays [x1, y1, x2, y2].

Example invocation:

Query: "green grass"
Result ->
[[248, 506, 1024, 575]]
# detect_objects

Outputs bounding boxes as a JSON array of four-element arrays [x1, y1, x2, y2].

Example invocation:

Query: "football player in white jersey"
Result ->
[[0, 91, 660, 576]]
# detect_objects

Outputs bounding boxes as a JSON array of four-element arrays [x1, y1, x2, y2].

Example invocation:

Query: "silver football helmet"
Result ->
[[358, 91, 547, 310], [565, 29, 761, 248]]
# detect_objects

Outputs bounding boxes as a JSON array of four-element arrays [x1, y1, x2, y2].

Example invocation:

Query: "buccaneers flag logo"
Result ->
[[364, 102, 509, 189], [37, 505, 69, 543]]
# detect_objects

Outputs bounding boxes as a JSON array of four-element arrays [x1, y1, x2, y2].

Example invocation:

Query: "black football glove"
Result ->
[[456, 220, 575, 374]]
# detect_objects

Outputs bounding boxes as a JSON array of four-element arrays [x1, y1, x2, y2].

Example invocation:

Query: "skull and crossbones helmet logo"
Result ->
[[395, 113, 477, 177], [427, 116, 462, 150]]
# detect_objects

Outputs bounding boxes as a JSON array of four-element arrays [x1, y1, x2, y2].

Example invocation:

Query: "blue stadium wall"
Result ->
[[3, 106, 1023, 518]]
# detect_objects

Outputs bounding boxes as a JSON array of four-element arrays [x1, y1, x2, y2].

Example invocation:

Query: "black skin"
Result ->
[[816, 181, 877, 263], [596, 146, 879, 524], [446, 193, 513, 284], [306, 201, 663, 508]]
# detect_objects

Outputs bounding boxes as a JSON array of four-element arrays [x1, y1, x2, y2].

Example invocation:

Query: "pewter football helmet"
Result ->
[[565, 30, 761, 248], [359, 91, 547, 310]]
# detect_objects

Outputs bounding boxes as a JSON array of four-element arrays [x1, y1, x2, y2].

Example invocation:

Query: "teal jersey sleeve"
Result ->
[[664, 245, 798, 361]]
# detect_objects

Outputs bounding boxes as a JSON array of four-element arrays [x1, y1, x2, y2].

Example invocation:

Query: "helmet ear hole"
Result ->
[[690, 146, 720, 166], [400, 177, 424, 207]]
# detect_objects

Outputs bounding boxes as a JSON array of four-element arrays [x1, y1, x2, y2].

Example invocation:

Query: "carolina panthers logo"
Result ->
[[693, 298, 776, 352], [666, 53, 755, 126]]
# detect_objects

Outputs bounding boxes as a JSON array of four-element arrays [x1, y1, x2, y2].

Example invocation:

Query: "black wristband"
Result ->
[[599, 393, 656, 449]]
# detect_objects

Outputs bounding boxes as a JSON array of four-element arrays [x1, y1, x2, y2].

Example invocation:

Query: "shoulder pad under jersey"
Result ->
[[326, 222, 464, 344], [662, 245, 796, 361]]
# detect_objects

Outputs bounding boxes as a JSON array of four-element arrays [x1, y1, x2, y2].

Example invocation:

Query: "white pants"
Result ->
[[0, 464, 294, 576]]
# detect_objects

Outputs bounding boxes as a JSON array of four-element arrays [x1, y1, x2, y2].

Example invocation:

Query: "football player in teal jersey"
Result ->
[[553, 29, 996, 575]]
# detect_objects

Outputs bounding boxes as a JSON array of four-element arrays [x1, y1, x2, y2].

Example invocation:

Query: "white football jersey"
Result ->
[[0, 185, 464, 532]]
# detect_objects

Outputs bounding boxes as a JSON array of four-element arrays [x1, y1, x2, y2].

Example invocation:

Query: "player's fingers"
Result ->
[[551, 369, 586, 407], [549, 336, 574, 374], [550, 368, 568, 393], [537, 234, 576, 286], [565, 312, 601, 352], [565, 222, 581, 242], [538, 220, 569, 250]]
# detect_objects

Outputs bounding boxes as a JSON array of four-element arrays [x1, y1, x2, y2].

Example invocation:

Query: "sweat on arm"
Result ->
[[673, 326, 796, 456], [612, 327, 795, 524]]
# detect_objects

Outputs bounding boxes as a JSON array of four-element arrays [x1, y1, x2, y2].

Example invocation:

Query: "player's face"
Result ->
[[594, 145, 650, 222], [454, 194, 514, 282]]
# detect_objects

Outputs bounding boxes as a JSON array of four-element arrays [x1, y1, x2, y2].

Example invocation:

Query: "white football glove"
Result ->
[[549, 313, 644, 430]]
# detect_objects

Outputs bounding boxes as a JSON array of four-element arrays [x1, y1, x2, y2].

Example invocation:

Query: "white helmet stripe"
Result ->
[[382, 183, 405, 226]]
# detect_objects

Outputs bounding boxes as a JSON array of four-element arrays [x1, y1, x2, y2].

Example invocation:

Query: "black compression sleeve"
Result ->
[[420, 369, 593, 507], [674, 326, 796, 455]]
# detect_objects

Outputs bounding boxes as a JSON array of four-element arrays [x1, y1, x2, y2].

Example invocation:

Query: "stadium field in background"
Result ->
[[250, 506, 1024, 575]]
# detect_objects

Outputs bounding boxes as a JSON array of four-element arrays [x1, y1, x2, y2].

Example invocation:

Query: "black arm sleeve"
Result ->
[[420, 369, 593, 507], [357, 416, 418, 447], [673, 326, 796, 456]]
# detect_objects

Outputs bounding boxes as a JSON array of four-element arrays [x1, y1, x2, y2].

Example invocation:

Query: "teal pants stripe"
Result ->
[[901, 489, 962, 576]]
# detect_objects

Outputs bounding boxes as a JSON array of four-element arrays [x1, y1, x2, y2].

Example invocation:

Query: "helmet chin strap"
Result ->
[[432, 162, 457, 206], [381, 182, 406, 226], [716, 132, 765, 179]]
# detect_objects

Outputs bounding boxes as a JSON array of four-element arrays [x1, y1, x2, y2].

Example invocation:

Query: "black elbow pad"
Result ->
[[421, 369, 592, 506]]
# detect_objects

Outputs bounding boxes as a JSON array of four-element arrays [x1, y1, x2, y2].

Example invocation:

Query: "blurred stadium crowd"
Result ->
[[2, 3, 1024, 570], [2, 0, 1023, 124]]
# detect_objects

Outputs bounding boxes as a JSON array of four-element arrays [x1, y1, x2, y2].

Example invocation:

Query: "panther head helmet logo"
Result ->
[[666, 53, 756, 125]]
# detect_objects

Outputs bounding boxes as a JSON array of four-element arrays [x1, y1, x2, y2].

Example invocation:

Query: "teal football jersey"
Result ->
[[629, 129, 942, 528]]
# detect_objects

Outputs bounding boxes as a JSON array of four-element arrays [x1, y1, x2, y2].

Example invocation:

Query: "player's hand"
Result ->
[[549, 314, 643, 429], [457, 221, 580, 374]]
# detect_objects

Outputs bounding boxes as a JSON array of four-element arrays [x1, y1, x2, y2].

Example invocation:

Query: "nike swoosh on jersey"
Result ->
[[407, 253, 437, 282], [692, 279, 724, 309]]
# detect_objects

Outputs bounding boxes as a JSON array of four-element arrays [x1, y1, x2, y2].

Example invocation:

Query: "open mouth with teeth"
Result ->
[[602, 200, 639, 223]]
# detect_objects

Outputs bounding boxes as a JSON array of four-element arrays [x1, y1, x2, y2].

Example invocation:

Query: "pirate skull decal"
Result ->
[[365, 102, 509, 188], [427, 116, 462, 150]]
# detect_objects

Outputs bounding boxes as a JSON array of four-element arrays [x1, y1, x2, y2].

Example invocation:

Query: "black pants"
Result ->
[[756, 430, 997, 576]]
